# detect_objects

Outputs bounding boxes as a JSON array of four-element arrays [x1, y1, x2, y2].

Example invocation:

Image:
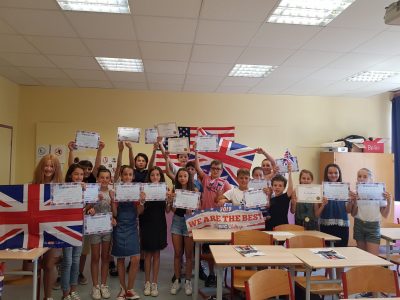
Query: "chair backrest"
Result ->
[[274, 224, 305, 231], [245, 269, 294, 300], [342, 266, 400, 298], [286, 235, 325, 248], [232, 230, 273, 245]]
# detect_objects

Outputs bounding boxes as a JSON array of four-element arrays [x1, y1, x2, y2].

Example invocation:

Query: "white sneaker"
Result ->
[[150, 283, 158, 297], [126, 289, 140, 300], [144, 281, 151, 296], [116, 288, 125, 300], [70, 291, 81, 300], [170, 279, 181, 295], [61, 296, 71, 300], [185, 280, 192, 296], [91, 285, 101, 300], [100, 284, 111, 299]]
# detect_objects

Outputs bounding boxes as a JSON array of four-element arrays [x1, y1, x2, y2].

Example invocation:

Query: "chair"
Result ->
[[245, 269, 294, 300], [342, 266, 400, 298], [286, 235, 342, 298], [379, 223, 400, 275], [274, 224, 305, 231]]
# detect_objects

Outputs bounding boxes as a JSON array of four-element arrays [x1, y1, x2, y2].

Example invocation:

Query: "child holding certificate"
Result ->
[[168, 168, 197, 296], [350, 168, 391, 256], [60, 164, 84, 300], [158, 139, 189, 180], [257, 148, 278, 180], [218, 168, 252, 206], [111, 165, 144, 300], [139, 166, 170, 297]]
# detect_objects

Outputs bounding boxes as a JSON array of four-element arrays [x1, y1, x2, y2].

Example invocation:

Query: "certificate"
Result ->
[[357, 183, 385, 200], [51, 183, 83, 205], [156, 122, 178, 138], [145, 128, 158, 144], [83, 183, 100, 203], [243, 189, 268, 208], [248, 179, 270, 190], [75, 130, 100, 149], [168, 137, 189, 154], [275, 157, 299, 173], [196, 135, 218, 152], [84, 213, 112, 235], [296, 184, 322, 203], [323, 182, 350, 201], [117, 127, 140, 143], [173, 189, 200, 210], [114, 183, 141, 202], [143, 183, 167, 201]]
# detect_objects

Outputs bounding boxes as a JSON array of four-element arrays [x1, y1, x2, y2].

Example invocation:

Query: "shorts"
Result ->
[[353, 218, 380, 244], [81, 235, 91, 256], [90, 232, 112, 244], [170, 214, 189, 237]]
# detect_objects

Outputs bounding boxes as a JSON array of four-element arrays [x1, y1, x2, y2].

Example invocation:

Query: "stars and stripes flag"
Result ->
[[0, 184, 83, 250]]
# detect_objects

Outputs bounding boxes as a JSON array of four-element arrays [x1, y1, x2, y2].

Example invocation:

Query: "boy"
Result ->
[[218, 168, 251, 206]]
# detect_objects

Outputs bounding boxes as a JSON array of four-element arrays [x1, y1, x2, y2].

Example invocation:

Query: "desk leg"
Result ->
[[32, 259, 38, 300], [289, 266, 295, 294], [329, 241, 334, 247], [193, 242, 200, 300], [216, 266, 223, 300], [386, 239, 390, 260], [305, 268, 311, 300]]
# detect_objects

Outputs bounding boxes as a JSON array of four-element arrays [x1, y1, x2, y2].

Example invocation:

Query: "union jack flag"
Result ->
[[283, 148, 296, 165], [0, 184, 83, 250]]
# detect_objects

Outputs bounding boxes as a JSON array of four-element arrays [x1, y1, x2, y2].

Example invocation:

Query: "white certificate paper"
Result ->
[[168, 137, 189, 154], [117, 127, 140, 143], [52, 183, 83, 205], [248, 179, 270, 190], [83, 183, 100, 203], [143, 183, 167, 201], [323, 182, 350, 201], [275, 157, 299, 173], [114, 183, 141, 202], [84, 213, 112, 235], [145, 128, 158, 144], [296, 184, 322, 203], [174, 189, 200, 210], [75, 130, 100, 149], [357, 183, 385, 201], [196, 135, 218, 152], [243, 189, 268, 208], [156, 122, 178, 138]]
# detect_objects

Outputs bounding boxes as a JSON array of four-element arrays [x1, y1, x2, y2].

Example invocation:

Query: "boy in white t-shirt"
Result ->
[[218, 168, 251, 206]]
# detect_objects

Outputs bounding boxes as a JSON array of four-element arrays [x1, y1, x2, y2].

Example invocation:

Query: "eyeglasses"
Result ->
[[211, 167, 222, 171]]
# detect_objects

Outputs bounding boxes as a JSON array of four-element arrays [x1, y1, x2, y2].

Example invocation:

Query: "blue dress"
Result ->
[[112, 202, 140, 257]]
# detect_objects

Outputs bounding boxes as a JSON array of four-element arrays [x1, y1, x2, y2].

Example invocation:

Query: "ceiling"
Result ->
[[0, 0, 400, 97]]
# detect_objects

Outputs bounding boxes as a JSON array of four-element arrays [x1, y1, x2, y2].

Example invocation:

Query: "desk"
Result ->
[[0, 248, 49, 300], [380, 227, 400, 259], [210, 245, 303, 300], [265, 231, 341, 247], [288, 247, 393, 300]]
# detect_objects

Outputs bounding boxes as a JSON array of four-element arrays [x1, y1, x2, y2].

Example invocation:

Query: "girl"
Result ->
[[60, 164, 84, 300], [291, 169, 328, 230], [256, 148, 278, 180], [139, 167, 170, 297], [111, 165, 144, 300], [168, 168, 196, 296], [86, 168, 112, 300], [350, 168, 391, 256], [32, 154, 63, 300]]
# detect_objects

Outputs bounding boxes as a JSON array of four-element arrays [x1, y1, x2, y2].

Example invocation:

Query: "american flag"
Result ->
[[0, 184, 83, 250]]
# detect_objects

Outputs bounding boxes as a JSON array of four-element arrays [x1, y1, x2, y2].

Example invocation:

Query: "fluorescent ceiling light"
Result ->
[[229, 64, 277, 78], [96, 57, 143, 72], [267, 0, 356, 26], [57, 0, 130, 14], [346, 71, 400, 82]]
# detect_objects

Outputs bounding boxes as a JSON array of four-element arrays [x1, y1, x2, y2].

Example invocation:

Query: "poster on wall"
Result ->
[[101, 156, 117, 178], [50, 145, 67, 164], [36, 145, 50, 164]]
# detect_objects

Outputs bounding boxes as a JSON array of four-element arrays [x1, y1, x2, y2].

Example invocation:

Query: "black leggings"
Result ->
[[320, 225, 349, 247]]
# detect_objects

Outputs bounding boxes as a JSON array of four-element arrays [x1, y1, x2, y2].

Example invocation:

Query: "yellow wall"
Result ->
[[0, 75, 19, 183], [16, 86, 391, 184]]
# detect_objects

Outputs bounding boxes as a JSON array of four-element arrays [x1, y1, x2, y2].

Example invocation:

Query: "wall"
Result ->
[[16, 86, 391, 186], [0, 75, 19, 183]]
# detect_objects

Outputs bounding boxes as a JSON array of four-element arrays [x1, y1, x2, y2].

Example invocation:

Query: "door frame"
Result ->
[[0, 124, 13, 184]]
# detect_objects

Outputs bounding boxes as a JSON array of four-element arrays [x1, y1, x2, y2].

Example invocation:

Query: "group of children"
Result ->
[[32, 139, 391, 300]]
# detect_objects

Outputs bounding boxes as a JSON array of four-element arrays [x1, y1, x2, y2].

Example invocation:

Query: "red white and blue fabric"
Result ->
[[0, 184, 83, 250], [283, 148, 296, 165]]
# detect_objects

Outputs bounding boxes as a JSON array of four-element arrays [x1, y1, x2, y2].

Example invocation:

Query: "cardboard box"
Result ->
[[351, 143, 365, 152], [364, 138, 384, 153]]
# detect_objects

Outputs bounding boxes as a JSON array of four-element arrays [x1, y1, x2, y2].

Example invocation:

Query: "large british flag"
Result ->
[[0, 184, 83, 250]]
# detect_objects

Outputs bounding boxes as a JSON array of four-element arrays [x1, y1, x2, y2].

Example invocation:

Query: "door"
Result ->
[[0, 124, 12, 184]]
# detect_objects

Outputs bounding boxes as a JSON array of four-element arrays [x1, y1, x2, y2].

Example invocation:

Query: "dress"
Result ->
[[111, 202, 140, 257], [139, 201, 167, 251], [266, 192, 291, 231], [295, 203, 318, 230], [320, 200, 349, 247]]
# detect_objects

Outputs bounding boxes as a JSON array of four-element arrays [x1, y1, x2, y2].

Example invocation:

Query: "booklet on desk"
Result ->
[[234, 245, 265, 257], [310, 248, 345, 260]]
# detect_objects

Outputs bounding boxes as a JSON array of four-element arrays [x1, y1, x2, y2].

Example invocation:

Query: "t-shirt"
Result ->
[[84, 173, 96, 183], [201, 175, 231, 209], [266, 192, 291, 230], [134, 169, 148, 183], [356, 200, 386, 222], [223, 187, 246, 206], [320, 200, 349, 227], [94, 190, 111, 214]]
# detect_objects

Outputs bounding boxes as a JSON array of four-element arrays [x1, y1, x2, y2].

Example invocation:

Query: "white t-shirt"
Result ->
[[223, 187, 247, 206], [356, 200, 386, 222]]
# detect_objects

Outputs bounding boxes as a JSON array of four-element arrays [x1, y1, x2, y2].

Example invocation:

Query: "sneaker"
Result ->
[[78, 273, 88, 285], [359, 292, 373, 297], [91, 285, 101, 300], [143, 281, 151, 296], [70, 291, 81, 300], [53, 276, 61, 290], [170, 279, 181, 295], [185, 280, 192, 296], [61, 296, 71, 300], [199, 264, 207, 281], [116, 288, 126, 300], [150, 283, 158, 297], [100, 284, 111, 299], [125, 289, 140, 300], [109, 261, 118, 277], [205, 274, 216, 288]]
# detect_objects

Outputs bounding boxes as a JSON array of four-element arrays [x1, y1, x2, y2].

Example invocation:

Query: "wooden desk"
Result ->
[[210, 245, 303, 300], [380, 227, 400, 259], [0, 248, 49, 300], [288, 247, 393, 300], [264, 230, 341, 246]]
